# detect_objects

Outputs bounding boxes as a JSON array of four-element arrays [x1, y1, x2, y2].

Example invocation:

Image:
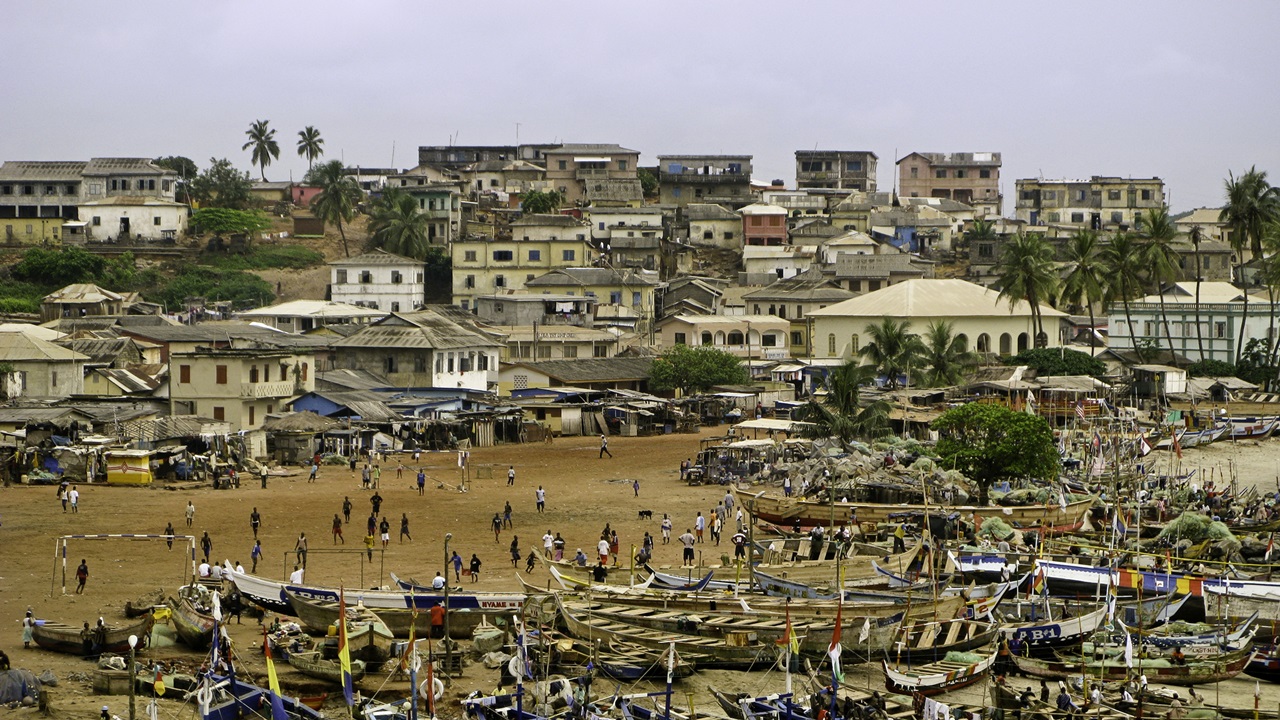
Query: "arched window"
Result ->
[[715, 331, 726, 345], [701, 331, 713, 346], [828, 333, 837, 355], [727, 330, 744, 345], [301, 362, 309, 381], [1017, 333, 1029, 352], [955, 334, 968, 352], [850, 334, 859, 354], [999, 333, 1012, 355], [977, 333, 990, 353]]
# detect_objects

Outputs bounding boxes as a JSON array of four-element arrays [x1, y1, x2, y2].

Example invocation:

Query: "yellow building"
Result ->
[[451, 214, 593, 310], [1, 217, 67, 244], [524, 267, 661, 334]]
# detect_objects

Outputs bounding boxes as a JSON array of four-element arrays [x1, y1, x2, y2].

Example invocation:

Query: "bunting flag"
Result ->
[[775, 603, 800, 657], [338, 587, 354, 707], [263, 632, 289, 720], [1172, 430, 1183, 459], [153, 667, 165, 696], [827, 601, 844, 682]]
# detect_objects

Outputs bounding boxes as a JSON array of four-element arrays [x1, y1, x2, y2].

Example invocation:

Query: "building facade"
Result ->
[[658, 314, 791, 360], [542, 144, 642, 206], [656, 155, 753, 208], [331, 310, 502, 391], [1015, 176, 1165, 231], [897, 152, 1002, 217], [329, 250, 426, 312], [795, 151, 878, 191], [451, 215, 593, 310]]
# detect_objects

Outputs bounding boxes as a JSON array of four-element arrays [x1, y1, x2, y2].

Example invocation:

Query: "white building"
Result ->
[[79, 196, 188, 242], [331, 310, 503, 391], [239, 300, 387, 333], [1107, 282, 1276, 364], [329, 249, 426, 312]]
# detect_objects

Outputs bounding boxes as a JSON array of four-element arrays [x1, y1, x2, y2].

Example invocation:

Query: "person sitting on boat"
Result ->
[[432, 572, 446, 590], [1167, 694, 1185, 720], [1056, 687, 1080, 717], [574, 548, 588, 567], [1121, 685, 1135, 704], [1187, 688, 1203, 708], [1170, 646, 1186, 666]]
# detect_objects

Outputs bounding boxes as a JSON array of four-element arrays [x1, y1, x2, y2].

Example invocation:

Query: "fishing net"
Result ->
[[1156, 512, 1236, 543], [977, 517, 1014, 540]]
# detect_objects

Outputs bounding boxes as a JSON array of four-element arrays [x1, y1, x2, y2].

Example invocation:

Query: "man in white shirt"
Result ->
[[68, 487, 80, 513], [597, 538, 610, 565], [289, 565, 304, 584], [543, 531, 555, 555], [210, 564, 223, 581], [234, 562, 245, 574], [431, 572, 446, 590], [678, 530, 697, 565], [197, 561, 211, 578]]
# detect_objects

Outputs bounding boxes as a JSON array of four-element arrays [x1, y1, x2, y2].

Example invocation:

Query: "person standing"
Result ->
[[259, 464, 268, 489], [399, 513, 412, 543], [507, 466, 516, 486], [678, 530, 696, 566], [372, 465, 381, 489], [185, 501, 195, 528], [609, 530, 620, 566], [599, 434, 612, 459], [69, 486, 79, 513], [732, 530, 747, 561], [308, 462, 318, 483], [164, 522, 175, 550], [694, 512, 705, 543], [295, 533, 308, 568], [553, 533, 566, 561], [21, 610, 35, 649], [503, 501, 513, 529], [289, 565, 304, 584], [379, 517, 391, 548], [367, 513, 378, 539], [491, 513, 503, 542], [469, 554, 481, 582], [712, 513, 723, 546], [396, 462, 404, 480], [75, 559, 89, 593], [429, 603, 445, 639], [200, 532, 212, 562], [509, 536, 521, 567], [251, 540, 263, 572], [361, 465, 371, 489], [451, 551, 463, 582], [535, 486, 546, 513], [632, 479, 640, 497], [370, 491, 383, 517], [59, 485, 68, 512], [249, 508, 261, 539], [597, 536, 610, 566], [661, 514, 672, 544], [542, 530, 555, 558], [783, 476, 792, 497], [332, 514, 344, 544], [416, 469, 426, 495], [342, 496, 352, 524], [363, 533, 375, 561]]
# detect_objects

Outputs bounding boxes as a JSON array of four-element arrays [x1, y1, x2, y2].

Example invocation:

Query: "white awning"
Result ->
[[573, 157, 611, 163]]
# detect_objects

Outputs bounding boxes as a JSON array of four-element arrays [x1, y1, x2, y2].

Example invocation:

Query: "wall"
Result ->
[[12, 360, 83, 398], [331, 262, 425, 312], [1, 217, 66, 244], [451, 238, 593, 309], [812, 313, 1052, 361], [81, 204, 187, 242]]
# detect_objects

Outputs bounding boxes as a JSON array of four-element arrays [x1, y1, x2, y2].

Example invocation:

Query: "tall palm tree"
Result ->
[[1099, 232, 1147, 361], [1059, 230, 1105, 356], [994, 233, 1059, 347], [1137, 206, 1182, 364], [919, 320, 978, 387], [859, 318, 925, 389], [296, 126, 324, 170], [796, 361, 889, 441], [369, 188, 430, 260], [309, 160, 363, 257], [1188, 226, 1207, 360], [962, 217, 997, 249], [1260, 223, 1280, 365], [242, 119, 280, 181], [1221, 168, 1280, 362]]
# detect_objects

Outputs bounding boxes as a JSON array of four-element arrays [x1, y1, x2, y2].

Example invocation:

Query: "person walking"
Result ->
[[372, 465, 381, 489], [451, 551, 463, 582], [535, 486, 546, 513], [661, 514, 672, 544], [69, 485, 79, 513], [492, 513, 503, 542], [75, 559, 89, 593], [251, 540, 262, 572], [370, 491, 383, 517], [712, 513, 723, 546], [342, 497, 352, 524], [295, 533, 308, 568], [249, 508, 261, 539], [599, 434, 612, 459], [308, 462, 318, 483], [678, 530, 696, 566], [507, 465, 516, 486], [416, 469, 426, 495], [22, 610, 35, 648], [60, 485, 68, 512], [553, 533, 566, 561], [469, 554, 481, 582], [200, 532, 212, 562], [732, 530, 747, 561], [542, 530, 555, 558], [363, 533, 375, 561], [361, 465, 371, 489], [503, 501, 513, 529], [332, 514, 344, 544], [164, 522, 175, 550], [609, 530, 620, 567], [259, 464, 268, 489], [509, 536, 521, 567], [399, 513, 411, 543], [379, 517, 391, 548], [185, 501, 195, 528], [632, 479, 640, 497]]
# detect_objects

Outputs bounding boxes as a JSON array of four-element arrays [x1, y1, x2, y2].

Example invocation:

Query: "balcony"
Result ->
[[659, 172, 749, 184], [576, 167, 610, 180], [243, 381, 297, 399]]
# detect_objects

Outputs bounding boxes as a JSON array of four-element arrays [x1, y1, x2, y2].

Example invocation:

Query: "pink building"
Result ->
[[292, 185, 323, 207], [740, 203, 788, 246]]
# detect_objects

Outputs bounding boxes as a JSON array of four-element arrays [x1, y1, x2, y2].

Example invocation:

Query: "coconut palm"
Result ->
[[1099, 232, 1147, 361], [919, 320, 978, 387], [369, 188, 430, 260], [296, 126, 324, 170], [309, 160, 363, 257], [859, 318, 925, 389], [1059, 230, 1105, 356], [796, 360, 888, 441], [962, 217, 997, 249], [242, 119, 280, 181], [994, 233, 1059, 347], [1188, 226, 1207, 360], [1221, 168, 1280, 361], [1137, 206, 1182, 363]]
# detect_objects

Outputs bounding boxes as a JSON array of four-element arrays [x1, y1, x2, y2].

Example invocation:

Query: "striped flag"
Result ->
[[1113, 512, 1127, 538], [1075, 401, 1086, 421], [827, 601, 844, 682], [1029, 563, 1047, 598], [263, 631, 288, 720], [338, 587, 354, 707]]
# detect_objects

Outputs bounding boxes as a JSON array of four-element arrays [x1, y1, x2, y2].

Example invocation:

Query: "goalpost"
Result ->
[[52, 534, 197, 597]]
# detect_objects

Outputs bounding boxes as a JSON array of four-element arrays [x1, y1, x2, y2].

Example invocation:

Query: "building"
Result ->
[[742, 245, 818, 282], [657, 155, 753, 208], [1015, 176, 1165, 231], [499, 357, 654, 394], [542, 144, 642, 206], [585, 206, 665, 244], [897, 152, 1002, 217], [0, 158, 180, 241], [501, 325, 618, 362], [742, 272, 854, 320], [461, 159, 548, 199], [473, 293, 597, 327], [657, 314, 791, 360], [238, 300, 386, 334], [331, 309, 504, 391], [1173, 207, 1229, 243], [1106, 281, 1275, 364], [761, 189, 827, 224], [329, 249, 426, 312], [386, 169, 465, 245], [41, 284, 125, 322], [343, 168, 398, 193], [524, 267, 660, 332], [795, 151, 877, 191], [686, 203, 742, 250], [0, 332, 88, 398], [740, 203, 789, 247], [78, 195, 188, 242], [451, 215, 593, 310], [808, 278, 1065, 362]]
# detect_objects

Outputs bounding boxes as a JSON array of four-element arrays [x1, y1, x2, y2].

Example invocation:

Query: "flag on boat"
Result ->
[[1123, 630, 1133, 668], [1266, 533, 1275, 562], [263, 633, 288, 720], [153, 667, 165, 696], [1076, 401, 1087, 421], [1139, 435, 1153, 457], [338, 587, 354, 707], [1113, 512, 1127, 538], [827, 601, 844, 682], [1058, 488, 1068, 511], [1029, 563, 1047, 597], [858, 616, 871, 643], [1172, 429, 1183, 459], [1025, 391, 1037, 415], [775, 603, 800, 657]]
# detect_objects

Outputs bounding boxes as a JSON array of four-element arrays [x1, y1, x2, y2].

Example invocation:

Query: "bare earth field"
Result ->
[[6, 430, 1280, 718]]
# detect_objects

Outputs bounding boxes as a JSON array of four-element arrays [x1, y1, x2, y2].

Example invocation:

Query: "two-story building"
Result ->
[[461, 159, 549, 201], [897, 152, 1002, 217], [657, 314, 791, 360], [524, 267, 661, 333], [795, 150, 878, 191], [740, 203, 789, 247], [239, 300, 386, 333], [685, 203, 742, 250], [542, 144, 642, 206], [501, 325, 619, 362], [329, 249, 426, 312], [331, 309, 503, 392], [451, 215, 594, 310], [0, 332, 88, 399], [386, 169, 465, 245], [585, 206, 665, 245], [657, 155, 753, 208], [1015, 176, 1165, 232], [473, 293, 597, 327]]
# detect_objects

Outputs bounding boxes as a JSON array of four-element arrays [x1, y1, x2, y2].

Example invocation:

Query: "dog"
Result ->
[[637, 509, 653, 520]]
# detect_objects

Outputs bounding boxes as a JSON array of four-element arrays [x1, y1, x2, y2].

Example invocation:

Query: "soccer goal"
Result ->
[[52, 533, 197, 597]]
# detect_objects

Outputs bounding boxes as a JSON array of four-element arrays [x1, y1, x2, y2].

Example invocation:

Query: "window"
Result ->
[[846, 161, 862, 172], [0, 185, 9, 195], [1047, 212, 1060, 222], [528, 250, 541, 261], [464, 250, 477, 262], [215, 365, 228, 384], [1071, 212, 1084, 223], [594, 345, 609, 358], [464, 275, 475, 288], [391, 271, 402, 284], [955, 170, 966, 179], [701, 332, 713, 346], [479, 353, 489, 370], [153, 216, 161, 225], [727, 330, 744, 345], [279, 364, 288, 381], [563, 345, 578, 358], [909, 167, 918, 178], [248, 406, 256, 426], [536, 345, 551, 358], [336, 269, 347, 284], [850, 334, 859, 353], [562, 249, 575, 261], [460, 353, 473, 372], [1141, 189, 1152, 201], [493, 250, 513, 261], [51, 370, 58, 387], [359, 271, 372, 283], [1111, 211, 1124, 223], [828, 334, 836, 355], [1108, 190, 1122, 200], [610, 291, 622, 304], [213, 406, 225, 421], [301, 363, 308, 380], [725, 232, 734, 240], [391, 302, 400, 312], [979, 169, 991, 179], [632, 292, 641, 306], [761, 333, 778, 347], [179, 365, 191, 383], [618, 160, 628, 171], [674, 332, 687, 345], [1043, 190, 1056, 200], [791, 331, 803, 345], [44, 185, 55, 195], [92, 216, 101, 226], [935, 169, 947, 179], [495, 275, 505, 287], [558, 160, 567, 170], [249, 366, 259, 383], [162, 180, 171, 192], [1215, 322, 1227, 338]]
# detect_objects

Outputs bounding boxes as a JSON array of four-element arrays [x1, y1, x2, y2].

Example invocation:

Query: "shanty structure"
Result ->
[[262, 411, 339, 465]]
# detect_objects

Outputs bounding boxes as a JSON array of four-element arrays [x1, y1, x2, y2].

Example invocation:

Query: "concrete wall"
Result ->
[[331, 262, 425, 312]]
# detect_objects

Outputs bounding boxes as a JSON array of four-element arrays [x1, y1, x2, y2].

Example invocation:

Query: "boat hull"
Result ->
[[32, 615, 154, 655]]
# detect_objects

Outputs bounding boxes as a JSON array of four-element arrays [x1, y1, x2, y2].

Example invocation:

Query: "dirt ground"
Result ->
[[7, 431, 1280, 718]]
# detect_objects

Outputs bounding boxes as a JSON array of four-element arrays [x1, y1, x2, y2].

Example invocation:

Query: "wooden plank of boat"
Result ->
[[32, 614, 155, 655], [881, 648, 998, 696], [286, 649, 367, 684], [282, 588, 489, 640], [749, 542, 922, 583], [168, 594, 216, 650], [1011, 645, 1253, 685]]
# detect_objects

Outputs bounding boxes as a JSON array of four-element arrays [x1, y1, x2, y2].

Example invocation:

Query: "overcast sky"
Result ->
[[8, 1, 1278, 212]]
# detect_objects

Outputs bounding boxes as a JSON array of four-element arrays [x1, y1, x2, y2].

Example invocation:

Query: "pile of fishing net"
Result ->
[[1156, 512, 1237, 543], [977, 516, 1015, 540]]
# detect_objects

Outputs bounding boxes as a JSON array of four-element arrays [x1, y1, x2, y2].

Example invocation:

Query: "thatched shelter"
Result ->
[[264, 411, 339, 464]]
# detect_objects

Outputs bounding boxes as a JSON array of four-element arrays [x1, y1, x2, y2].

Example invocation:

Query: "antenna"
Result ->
[[515, 122, 522, 144], [391, 141, 396, 169]]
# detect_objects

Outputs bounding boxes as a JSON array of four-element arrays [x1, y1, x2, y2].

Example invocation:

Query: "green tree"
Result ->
[[154, 156, 197, 203], [859, 318, 925, 389], [1005, 347, 1106, 377], [994, 233, 1059, 347], [1187, 358, 1236, 378], [242, 119, 280, 181], [1059, 230, 1104, 356], [14, 246, 105, 285], [637, 168, 658, 199], [961, 217, 997, 250], [931, 403, 1060, 506], [1099, 232, 1147, 361], [1221, 168, 1280, 361], [1137, 206, 1182, 363], [190, 207, 271, 238], [521, 190, 563, 215], [368, 189, 431, 260], [296, 126, 325, 170], [190, 158, 253, 210], [423, 246, 452, 303], [795, 361, 889, 441], [309, 160, 363, 257], [919, 320, 978, 387], [649, 344, 748, 395]]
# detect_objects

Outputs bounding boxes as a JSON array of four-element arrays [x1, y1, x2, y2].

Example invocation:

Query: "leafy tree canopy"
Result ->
[[637, 168, 659, 198], [143, 266, 274, 310], [931, 403, 1060, 506], [423, 246, 452, 303], [649, 344, 749, 395], [190, 158, 253, 210], [521, 190, 564, 215], [190, 207, 271, 237], [1186, 359, 1237, 378], [1004, 347, 1106, 377], [154, 155, 198, 180], [14, 246, 105, 285]]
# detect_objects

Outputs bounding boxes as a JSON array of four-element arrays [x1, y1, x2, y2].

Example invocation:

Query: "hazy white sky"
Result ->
[[8, 1, 1278, 212]]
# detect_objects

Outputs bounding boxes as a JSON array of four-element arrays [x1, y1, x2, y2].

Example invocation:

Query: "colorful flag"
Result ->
[[1172, 430, 1183, 459], [827, 601, 844, 682], [1267, 534, 1276, 562], [1123, 630, 1133, 668], [263, 633, 288, 720], [1139, 435, 1153, 457], [1075, 401, 1086, 421], [775, 603, 800, 657], [1113, 512, 1127, 538], [338, 588, 354, 707], [1029, 563, 1046, 598], [153, 667, 165, 696]]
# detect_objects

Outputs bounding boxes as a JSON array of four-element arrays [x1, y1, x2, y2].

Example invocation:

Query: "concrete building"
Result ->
[[586, 206, 665, 244], [386, 168, 465, 245], [658, 314, 791, 360], [239, 300, 387, 333], [501, 325, 618, 361], [1106, 282, 1274, 364], [451, 215, 593, 310], [329, 249, 426, 312], [331, 310, 503, 391], [524, 267, 660, 332], [656, 155, 753, 208], [0, 332, 88, 399], [0, 158, 180, 241], [542, 144, 642, 206], [795, 151, 878, 191], [461, 159, 549, 199], [1015, 176, 1165, 232], [78, 195, 188, 242], [686, 203, 742, 250], [740, 203, 789, 247], [742, 245, 818, 280], [1173, 207, 1229, 243], [473, 293, 597, 327], [41, 284, 125, 322], [897, 152, 1002, 217], [808, 278, 1065, 362]]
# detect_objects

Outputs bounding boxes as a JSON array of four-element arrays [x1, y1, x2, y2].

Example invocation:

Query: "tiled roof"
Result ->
[[0, 161, 87, 181], [83, 158, 177, 176]]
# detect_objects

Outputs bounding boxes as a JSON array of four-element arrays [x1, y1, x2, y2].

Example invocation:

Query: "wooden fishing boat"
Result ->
[[881, 648, 998, 695], [989, 680, 1134, 720], [168, 585, 217, 650], [734, 487, 1095, 533], [32, 614, 154, 655], [226, 567, 524, 615], [521, 628, 697, 681], [1246, 644, 1280, 683], [542, 565, 658, 592], [886, 618, 999, 663], [1205, 586, 1280, 641], [1106, 689, 1280, 720], [282, 591, 395, 662], [1121, 610, 1258, 648], [750, 566, 931, 601], [1228, 417, 1279, 440], [282, 587, 493, 639], [748, 542, 922, 583], [998, 602, 1108, 653], [1010, 645, 1253, 685], [757, 537, 899, 564], [199, 673, 323, 720], [554, 594, 778, 669], [286, 649, 367, 684]]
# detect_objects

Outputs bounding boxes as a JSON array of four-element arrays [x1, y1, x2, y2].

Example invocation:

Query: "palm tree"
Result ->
[[1099, 232, 1147, 361], [1221, 168, 1280, 361], [1137, 206, 1182, 364], [296, 126, 324, 170], [796, 361, 889, 441], [369, 189, 430, 260], [859, 318, 925, 389], [1059, 230, 1104, 356], [242, 120, 280, 181], [1188, 226, 1207, 360], [919, 320, 978, 387], [961, 217, 997, 250], [1260, 223, 1280, 365], [994, 233, 1059, 347], [309, 160, 363, 257]]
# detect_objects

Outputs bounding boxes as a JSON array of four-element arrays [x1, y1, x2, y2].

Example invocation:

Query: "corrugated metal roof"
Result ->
[[808, 278, 1066, 319], [83, 158, 177, 176], [328, 249, 424, 267], [333, 310, 503, 350], [511, 357, 653, 382], [0, 333, 89, 362], [43, 283, 124, 304], [0, 161, 87, 181]]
